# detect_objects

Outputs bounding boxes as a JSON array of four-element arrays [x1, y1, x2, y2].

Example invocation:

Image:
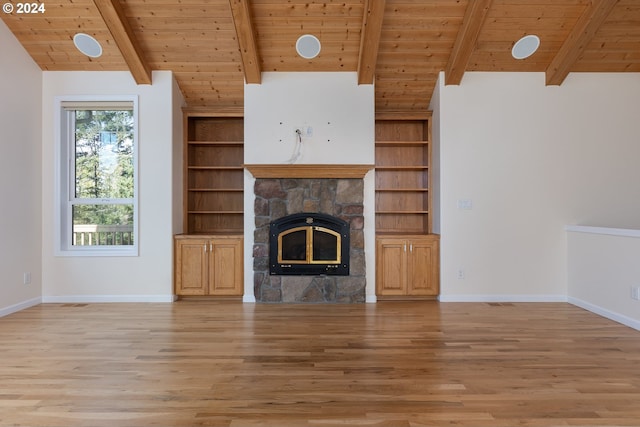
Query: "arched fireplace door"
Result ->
[[269, 213, 350, 276]]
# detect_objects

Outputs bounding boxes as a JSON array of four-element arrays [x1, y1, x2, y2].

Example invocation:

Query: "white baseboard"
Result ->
[[568, 296, 640, 331], [438, 294, 568, 303], [42, 295, 177, 303], [0, 297, 42, 317]]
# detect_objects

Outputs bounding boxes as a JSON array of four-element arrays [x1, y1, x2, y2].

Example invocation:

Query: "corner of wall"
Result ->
[[0, 19, 43, 313]]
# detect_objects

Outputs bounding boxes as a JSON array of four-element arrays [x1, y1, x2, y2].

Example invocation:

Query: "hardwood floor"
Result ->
[[1, 301, 639, 427]]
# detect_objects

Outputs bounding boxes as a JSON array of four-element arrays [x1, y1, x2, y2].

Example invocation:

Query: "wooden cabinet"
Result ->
[[175, 235, 243, 296], [376, 235, 439, 298], [375, 113, 439, 298], [375, 114, 431, 234], [184, 111, 244, 234]]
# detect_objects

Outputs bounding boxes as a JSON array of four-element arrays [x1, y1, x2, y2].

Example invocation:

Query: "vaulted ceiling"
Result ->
[[2, 0, 639, 114]]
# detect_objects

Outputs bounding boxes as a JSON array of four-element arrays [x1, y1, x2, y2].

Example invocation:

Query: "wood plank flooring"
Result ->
[[1, 301, 639, 426]]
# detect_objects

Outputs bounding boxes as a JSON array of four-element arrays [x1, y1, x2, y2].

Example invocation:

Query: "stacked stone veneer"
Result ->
[[253, 178, 366, 303]]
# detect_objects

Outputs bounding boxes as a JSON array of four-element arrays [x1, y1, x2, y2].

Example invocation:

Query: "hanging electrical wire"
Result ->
[[285, 128, 303, 164]]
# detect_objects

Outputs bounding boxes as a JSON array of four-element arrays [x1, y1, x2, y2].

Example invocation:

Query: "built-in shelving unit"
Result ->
[[374, 113, 432, 235], [184, 111, 244, 235], [375, 112, 438, 299], [176, 110, 244, 298]]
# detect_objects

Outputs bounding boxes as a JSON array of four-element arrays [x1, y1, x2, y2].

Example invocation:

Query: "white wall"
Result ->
[[41, 71, 183, 302], [243, 72, 376, 301], [567, 227, 640, 330], [0, 20, 43, 315], [245, 72, 374, 165], [435, 71, 640, 301]]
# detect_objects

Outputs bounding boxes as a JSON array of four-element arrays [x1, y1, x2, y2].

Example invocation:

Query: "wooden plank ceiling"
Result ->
[[2, 0, 639, 114]]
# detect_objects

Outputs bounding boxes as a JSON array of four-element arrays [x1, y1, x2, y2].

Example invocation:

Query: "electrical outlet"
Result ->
[[457, 269, 465, 280], [294, 125, 313, 138], [631, 286, 640, 301], [23, 272, 31, 285]]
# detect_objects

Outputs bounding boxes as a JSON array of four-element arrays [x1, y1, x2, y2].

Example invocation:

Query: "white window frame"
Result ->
[[54, 95, 139, 257]]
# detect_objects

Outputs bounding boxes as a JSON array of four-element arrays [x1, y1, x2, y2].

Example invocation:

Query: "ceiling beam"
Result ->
[[93, 0, 152, 85], [445, 0, 493, 86], [546, 0, 618, 86], [229, 0, 261, 84], [357, 0, 386, 85]]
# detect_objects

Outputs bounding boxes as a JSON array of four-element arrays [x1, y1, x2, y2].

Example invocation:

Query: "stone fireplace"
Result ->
[[250, 169, 368, 303]]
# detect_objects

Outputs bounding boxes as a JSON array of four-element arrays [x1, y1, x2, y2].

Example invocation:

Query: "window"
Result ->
[[55, 97, 138, 256]]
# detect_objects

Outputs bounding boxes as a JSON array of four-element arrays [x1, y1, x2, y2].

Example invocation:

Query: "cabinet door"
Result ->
[[209, 237, 243, 296], [376, 238, 407, 296], [175, 238, 208, 295], [407, 237, 439, 296]]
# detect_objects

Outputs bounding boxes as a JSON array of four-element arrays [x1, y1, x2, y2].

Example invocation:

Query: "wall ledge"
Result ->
[[565, 225, 640, 238], [244, 164, 374, 179]]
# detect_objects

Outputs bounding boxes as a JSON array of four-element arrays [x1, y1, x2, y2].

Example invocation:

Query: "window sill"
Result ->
[[55, 247, 139, 257]]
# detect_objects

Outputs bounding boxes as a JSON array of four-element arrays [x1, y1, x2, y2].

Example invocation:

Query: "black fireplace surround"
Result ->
[[269, 213, 350, 276]]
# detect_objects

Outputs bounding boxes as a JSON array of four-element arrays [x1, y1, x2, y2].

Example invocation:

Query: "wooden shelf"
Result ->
[[376, 188, 428, 192], [375, 141, 428, 147], [375, 166, 429, 171], [187, 141, 244, 146], [376, 231, 434, 236], [184, 115, 244, 235], [182, 106, 244, 118], [377, 210, 429, 214], [178, 231, 244, 237], [375, 115, 432, 235], [376, 111, 432, 121], [188, 166, 244, 170], [188, 188, 243, 192], [188, 211, 244, 214]]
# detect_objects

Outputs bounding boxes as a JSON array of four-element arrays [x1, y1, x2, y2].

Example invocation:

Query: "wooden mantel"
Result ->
[[244, 164, 374, 179]]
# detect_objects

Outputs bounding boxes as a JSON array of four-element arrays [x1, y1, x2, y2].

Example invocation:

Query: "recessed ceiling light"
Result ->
[[73, 33, 103, 58], [511, 34, 540, 60], [296, 34, 321, 59]]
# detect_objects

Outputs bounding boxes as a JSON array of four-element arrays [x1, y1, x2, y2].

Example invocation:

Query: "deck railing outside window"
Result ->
[[72, 224, 134, 246]]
